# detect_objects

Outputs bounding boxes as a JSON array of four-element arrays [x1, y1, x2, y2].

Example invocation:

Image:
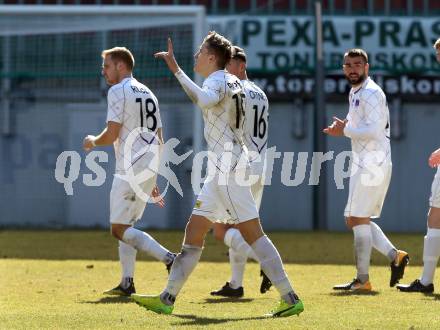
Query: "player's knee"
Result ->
[[111, 225, 126, 241], [184, 216, 211, 246], [111, 227, 120, 240], [212, 225, 227, 242], [237, 218, 263, 243], [346, 217, 370, 229], [428, 207, 440, 228]]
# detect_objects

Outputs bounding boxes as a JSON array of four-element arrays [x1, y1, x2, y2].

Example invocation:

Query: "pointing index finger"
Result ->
[[168, 37, 173, 54]]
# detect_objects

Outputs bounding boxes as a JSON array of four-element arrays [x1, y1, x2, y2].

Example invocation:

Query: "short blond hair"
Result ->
[[203, 31, 232, 69], [434, 38, 440, 50], [101, 47, 135, 71]]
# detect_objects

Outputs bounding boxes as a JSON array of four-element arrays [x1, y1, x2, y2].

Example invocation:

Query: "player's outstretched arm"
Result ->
[[155, 38, 221, 109], [429, 147, 440, 168], [173, 70, 222, 109]]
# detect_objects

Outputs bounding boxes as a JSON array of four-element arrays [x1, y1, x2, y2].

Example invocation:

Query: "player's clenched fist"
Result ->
[[83, 135, 96, 152], [429, 148, 440, 168]]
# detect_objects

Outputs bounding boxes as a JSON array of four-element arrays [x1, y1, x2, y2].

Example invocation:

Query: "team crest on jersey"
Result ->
[[355, 99, 360, 107], [124, 193, 136, 202], [195, 200, 202, 208]]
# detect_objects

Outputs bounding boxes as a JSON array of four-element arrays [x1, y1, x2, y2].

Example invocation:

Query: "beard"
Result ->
[[345, 73, 366, 85]]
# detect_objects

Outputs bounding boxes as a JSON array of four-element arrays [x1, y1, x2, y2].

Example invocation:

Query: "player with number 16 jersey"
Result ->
[[209, 46, 271, 299], [242, 79, 269, 205]]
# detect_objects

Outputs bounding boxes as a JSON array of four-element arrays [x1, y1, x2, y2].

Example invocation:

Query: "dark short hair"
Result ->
[[101, 47, 135, 71], [232, 46, 247, 63], [203, 31, 232, 69], [344, 48, 368, 63]]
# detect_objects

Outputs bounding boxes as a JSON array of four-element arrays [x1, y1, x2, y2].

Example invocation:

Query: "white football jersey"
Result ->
[[191, 70, 247, 173], [344, 77, 391, 167], [106, 77, 162, 174], [242, 79, 269, 167]]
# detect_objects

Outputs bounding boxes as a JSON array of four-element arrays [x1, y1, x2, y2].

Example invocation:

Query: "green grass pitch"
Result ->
[[1, 230, 439, 329]]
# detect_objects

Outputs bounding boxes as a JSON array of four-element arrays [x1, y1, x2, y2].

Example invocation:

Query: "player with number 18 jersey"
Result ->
[[107, 77, 162, 177], [83, 47, 175, 299], [106, 77, 163, 224]]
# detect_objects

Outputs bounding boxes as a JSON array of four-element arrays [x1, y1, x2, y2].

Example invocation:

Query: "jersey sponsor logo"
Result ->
[[227, 80, 242, 89], [124, 193, 136, 202]]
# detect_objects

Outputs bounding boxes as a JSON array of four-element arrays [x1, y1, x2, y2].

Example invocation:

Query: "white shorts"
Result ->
[[344, 163, 392, 218], [251, 177, 264, 210], [109, 172, 156, 225], [193, 170, 259, 224], [429, 167, 440, 208]]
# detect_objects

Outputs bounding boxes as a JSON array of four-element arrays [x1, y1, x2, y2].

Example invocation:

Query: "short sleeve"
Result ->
[[106, 87, 124, 124]]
